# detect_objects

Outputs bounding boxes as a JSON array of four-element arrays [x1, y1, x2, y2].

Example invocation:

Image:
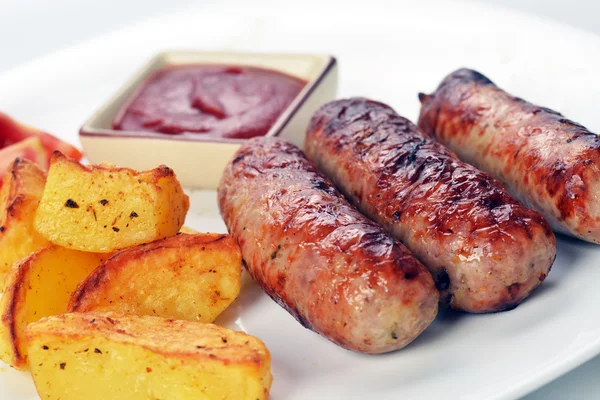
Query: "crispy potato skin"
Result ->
[[306, 98, 556, 312], [418, 68, 600, 243], [25, 312, 272, 400], [0, 137, 48, 188], [219, 137, 439, 353], [0, 246, 107, 369], [0, 158, 50, 286], [34, 151, 189, 253], [68, 233, 242, 323]]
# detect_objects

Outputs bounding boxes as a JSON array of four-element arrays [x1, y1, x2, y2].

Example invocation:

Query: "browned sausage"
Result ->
[[418, 68, 600, 243], [218, 137, 438, 353], [306, 98, 556, 313]]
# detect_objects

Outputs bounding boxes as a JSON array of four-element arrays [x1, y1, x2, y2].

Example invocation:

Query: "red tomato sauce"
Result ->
[[112, 65, 306, 139]]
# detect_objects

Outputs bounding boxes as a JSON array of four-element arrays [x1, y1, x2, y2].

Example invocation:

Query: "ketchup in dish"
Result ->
[[112, 65, 306, 139]]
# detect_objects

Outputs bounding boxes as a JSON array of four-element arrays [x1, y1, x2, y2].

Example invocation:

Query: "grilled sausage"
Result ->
[[218, 137, 438, 353], [418, 68, 600, 243], [306, 98, 556, 313]]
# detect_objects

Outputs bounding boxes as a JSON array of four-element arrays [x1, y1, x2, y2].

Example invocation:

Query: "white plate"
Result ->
[[1, 1, 600, 399]]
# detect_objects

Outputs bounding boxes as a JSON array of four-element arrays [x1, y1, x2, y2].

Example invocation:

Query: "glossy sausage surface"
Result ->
[[306, 98, 556, 312], [418, 68, 600, 243], [218, 137, 438, 353]]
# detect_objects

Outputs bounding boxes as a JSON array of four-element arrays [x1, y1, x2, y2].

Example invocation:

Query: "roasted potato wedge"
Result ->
[[0, 246, 108, 369], [0, 158, 50, 286], [69, 233, 242, 323], [0, 137, 49, 187], [34, 151, 189, 253], [26, 312, 272, 400]]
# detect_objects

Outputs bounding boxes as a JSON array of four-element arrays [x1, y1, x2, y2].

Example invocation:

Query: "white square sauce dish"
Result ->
[[80, 51, 338, 188]]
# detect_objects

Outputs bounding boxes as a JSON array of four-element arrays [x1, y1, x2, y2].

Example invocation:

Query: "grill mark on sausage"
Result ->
[[434, 268, 450, 291], [219, 137, 438, 352], [232, 153, 248, 164], [313, 99, 547, 242], [418, 68, 600, 236], [436, 68, 495, 90], [307, 97, 556, 312]]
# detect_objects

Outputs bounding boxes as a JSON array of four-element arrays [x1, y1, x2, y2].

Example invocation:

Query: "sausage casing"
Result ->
[[418, 68, 600, 243], [218, 137, 438, 353], [306, 98, 556, 313]]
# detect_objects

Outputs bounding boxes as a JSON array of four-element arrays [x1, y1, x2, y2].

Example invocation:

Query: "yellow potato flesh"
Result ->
[[69, 233, 242, 323], [34, 152, 189, 253], [26, 312, 272, 400], [0, 246, 107, 368], [0, 158, 50, 287]]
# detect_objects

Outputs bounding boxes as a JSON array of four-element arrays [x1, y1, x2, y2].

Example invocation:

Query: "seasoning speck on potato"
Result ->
[[34, 151, 189, 253], [25, 312, 272, 400]]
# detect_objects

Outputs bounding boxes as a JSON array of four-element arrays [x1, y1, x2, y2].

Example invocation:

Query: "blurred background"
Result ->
[[1, 0, 599, 399], [1, 0, 599, 73]]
